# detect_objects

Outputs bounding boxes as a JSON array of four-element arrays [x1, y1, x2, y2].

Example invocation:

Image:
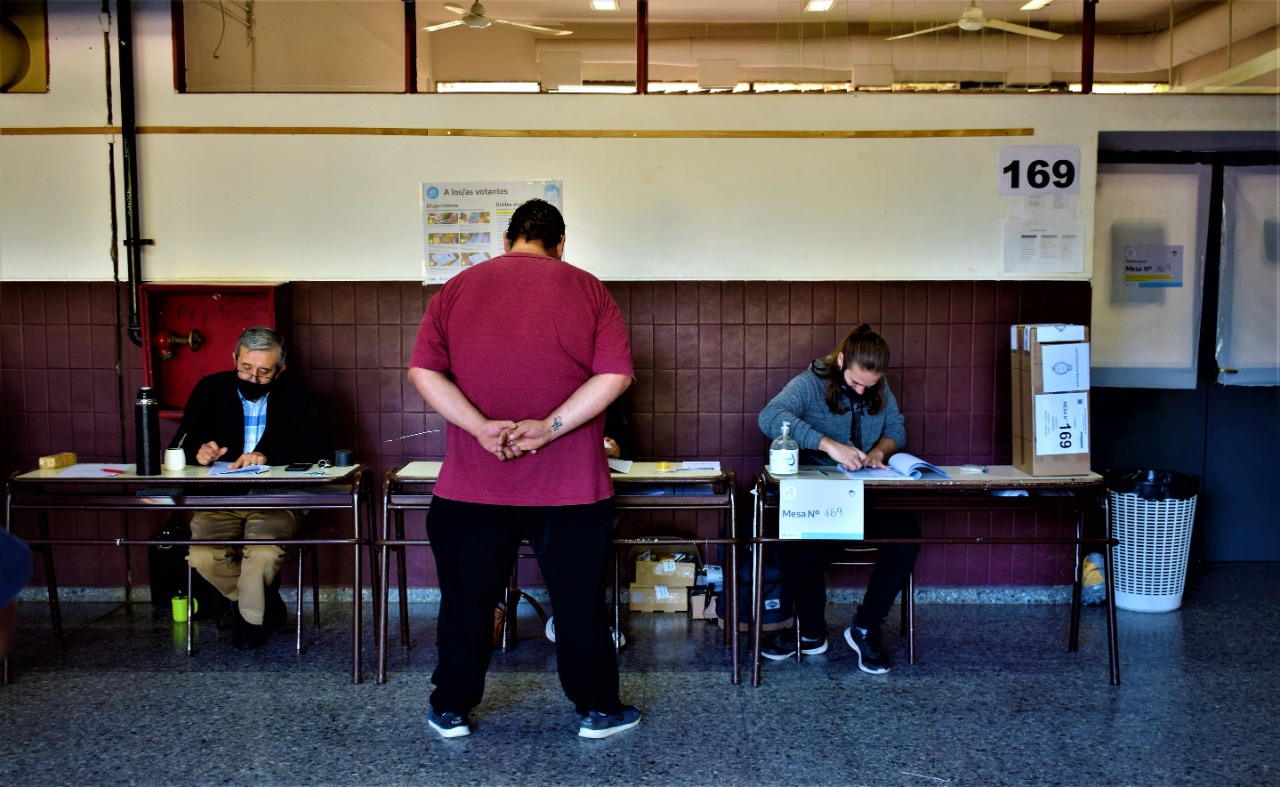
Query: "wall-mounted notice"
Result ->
[[1123, 245, 1184, 288], [1003, 221, 1084, 274], [421, 180, 564, 284]]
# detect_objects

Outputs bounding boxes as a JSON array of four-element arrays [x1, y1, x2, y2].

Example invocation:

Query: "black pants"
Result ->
[[781, 511, 920, 638], [426, 495, 623, 717]]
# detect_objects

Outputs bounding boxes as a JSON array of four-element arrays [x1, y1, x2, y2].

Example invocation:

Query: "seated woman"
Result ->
[[757, 324, 920, 674]]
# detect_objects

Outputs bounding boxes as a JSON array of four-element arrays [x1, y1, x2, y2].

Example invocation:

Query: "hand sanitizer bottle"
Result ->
[[769, 421, 799, 475]]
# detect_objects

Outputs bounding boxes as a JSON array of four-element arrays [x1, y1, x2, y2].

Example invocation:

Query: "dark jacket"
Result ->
[[170, 370, 327, 466]]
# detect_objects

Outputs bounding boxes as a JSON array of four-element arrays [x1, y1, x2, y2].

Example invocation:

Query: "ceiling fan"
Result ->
[[422, 2, 573, 36], [885, 1, 1062, 41]]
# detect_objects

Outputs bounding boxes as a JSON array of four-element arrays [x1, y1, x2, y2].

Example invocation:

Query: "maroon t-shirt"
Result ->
[[410, 252, 633, 506]]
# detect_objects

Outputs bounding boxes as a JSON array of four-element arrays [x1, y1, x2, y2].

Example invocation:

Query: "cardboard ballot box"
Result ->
[[1011, 324, 1091, 476]]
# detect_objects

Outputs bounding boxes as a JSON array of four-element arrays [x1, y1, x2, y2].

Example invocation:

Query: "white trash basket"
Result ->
[[1107, 470, 1200, 613]]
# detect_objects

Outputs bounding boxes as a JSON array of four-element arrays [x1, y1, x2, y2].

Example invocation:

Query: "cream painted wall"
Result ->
[[1, 2, 1276, 282]]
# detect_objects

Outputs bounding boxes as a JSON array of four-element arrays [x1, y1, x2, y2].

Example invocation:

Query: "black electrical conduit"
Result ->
[[116, 0, 148, 347]]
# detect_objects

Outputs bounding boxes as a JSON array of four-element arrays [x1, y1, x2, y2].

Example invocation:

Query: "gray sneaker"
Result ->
[[843, 626, 891, 674], [428, 708, 472, 739], [578, 705, 641, 739]]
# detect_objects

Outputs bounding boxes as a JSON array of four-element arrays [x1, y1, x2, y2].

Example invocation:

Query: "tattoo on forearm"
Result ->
[[551, 416, 563, 432]]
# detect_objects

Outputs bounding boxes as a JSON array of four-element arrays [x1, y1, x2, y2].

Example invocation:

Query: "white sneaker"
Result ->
[[545, 616, 626, 648]]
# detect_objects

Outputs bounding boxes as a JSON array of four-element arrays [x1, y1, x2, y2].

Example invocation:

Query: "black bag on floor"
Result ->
[[148, 514, 217, 615], [718, 542, 793, 632]]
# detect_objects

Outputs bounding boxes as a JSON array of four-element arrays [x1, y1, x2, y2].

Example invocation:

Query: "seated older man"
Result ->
[[171, 327, 326, 650]]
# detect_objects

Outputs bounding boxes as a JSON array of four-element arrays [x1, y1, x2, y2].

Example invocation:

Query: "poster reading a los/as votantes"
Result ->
[[421, 180, 563, 284]]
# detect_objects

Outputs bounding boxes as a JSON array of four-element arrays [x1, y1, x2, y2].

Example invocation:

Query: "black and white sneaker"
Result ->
[[578, 705, 641, 739], [428, 708, 472, 739], [760, 629, 828, 661], [843, 626, 891, 674]]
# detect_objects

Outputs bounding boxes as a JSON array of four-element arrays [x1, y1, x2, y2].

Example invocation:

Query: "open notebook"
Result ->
[[843, 452, 949, 480]]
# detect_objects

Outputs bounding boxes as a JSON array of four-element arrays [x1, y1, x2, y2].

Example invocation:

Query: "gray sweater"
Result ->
[[758, 364, 907, 465]]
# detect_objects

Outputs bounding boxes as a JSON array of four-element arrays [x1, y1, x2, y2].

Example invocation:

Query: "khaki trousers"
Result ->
[[187, 510, 299, 626]]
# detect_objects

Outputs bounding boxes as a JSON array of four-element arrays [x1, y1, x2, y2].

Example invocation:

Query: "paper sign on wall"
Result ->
[[998, 145, 1081, 196], [1003, 221, 1084, 274], [779, 476, 864, 540], [421, 180, 564, 284], [1123, 245, 1184, 288]]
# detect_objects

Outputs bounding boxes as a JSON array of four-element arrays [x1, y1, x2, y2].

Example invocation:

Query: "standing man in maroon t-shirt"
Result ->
[[407, 199, 640, 740]]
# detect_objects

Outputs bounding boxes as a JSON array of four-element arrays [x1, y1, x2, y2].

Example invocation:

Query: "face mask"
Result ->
[[839, 379, 871, 405], [237, 377, 273, 401]]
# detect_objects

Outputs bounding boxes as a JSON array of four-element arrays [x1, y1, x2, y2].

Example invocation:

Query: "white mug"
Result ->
[[163, 448, 186, 472]]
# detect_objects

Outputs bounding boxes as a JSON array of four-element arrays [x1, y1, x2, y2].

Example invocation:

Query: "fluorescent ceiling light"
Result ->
[[554, 84, 636, 93], [1068, 83, 1166, 94], [1019, 0, 1053, 10], [590, 0, 619, 10], [804, 1, 835, 12], [436, 82, 541, 93]]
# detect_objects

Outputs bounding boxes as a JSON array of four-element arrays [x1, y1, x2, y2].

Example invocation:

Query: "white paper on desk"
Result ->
[[681, 461, 720, 471], [607, 458, 634, 474], [55, 463, 134, 478], [839, 467, 903, 480], [208, 462, 271, 476]]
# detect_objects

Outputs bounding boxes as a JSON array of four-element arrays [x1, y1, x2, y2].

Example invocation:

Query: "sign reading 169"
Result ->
[[998, 145, 1081, 196]]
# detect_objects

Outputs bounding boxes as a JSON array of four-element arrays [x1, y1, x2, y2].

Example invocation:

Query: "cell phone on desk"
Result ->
[[284, 462, 313, 472]]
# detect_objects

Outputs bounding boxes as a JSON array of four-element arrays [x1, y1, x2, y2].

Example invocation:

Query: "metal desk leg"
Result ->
[[396, 510, 410, 647], [728, 492, 740, 685], [350, 477, 365, 684], [367, 497, 381, 659], [747, 483, 757, 685], [377, 494, 392, 685], [185, 562, 195, 656], [1069, 513, 1084, 653], [1103, 498, 1120, 686], [905, 572, 916, 665], [613, 546, 622, 655], [38, 512, 64, 652]]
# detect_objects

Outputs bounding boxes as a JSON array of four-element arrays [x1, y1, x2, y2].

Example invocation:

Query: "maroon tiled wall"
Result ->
[[2, 279, 1091, 591]]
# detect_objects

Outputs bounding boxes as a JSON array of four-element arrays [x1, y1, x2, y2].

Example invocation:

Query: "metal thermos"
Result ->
[[135, 386, 161, 476]]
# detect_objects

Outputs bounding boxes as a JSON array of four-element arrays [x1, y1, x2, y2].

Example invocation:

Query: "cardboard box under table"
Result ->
[[629, 583, 689, 613], [1011, 323, 1092, 476], [634, 554, 698, 587], [689, 587, 718, 620]]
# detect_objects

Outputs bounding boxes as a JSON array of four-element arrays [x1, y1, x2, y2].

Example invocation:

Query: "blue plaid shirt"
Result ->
[[239, 390, 270, 454]]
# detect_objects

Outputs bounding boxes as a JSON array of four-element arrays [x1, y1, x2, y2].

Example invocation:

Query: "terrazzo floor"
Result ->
[[2, 563, 1277, 787]]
